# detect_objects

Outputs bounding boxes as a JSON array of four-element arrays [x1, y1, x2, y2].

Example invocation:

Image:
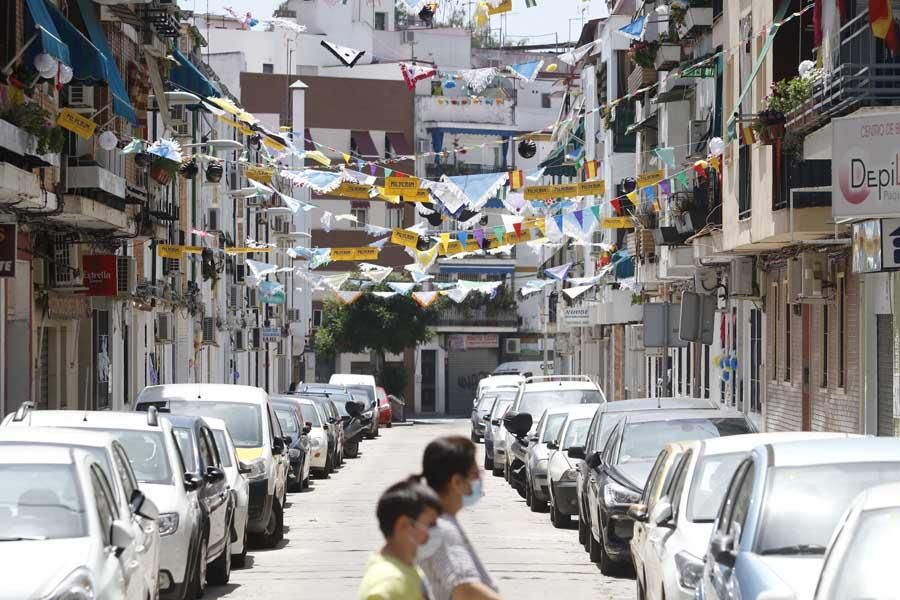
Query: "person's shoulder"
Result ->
[[359, 555, 410, 599], [435, 515, 465, 542]]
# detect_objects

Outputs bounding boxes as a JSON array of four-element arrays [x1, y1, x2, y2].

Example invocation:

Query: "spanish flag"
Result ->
[[871, 0, 893, 40], [584, 159, 598, 180], [509, 169, 524, 189], [740, 126, 756, 146]]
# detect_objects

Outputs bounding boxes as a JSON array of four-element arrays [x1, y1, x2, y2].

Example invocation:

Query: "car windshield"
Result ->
[[96, 430, 173, 485], [164, 401, 262, 448], [330, 400, 350, 418], [519, 389, 604, 417], [757, 462, 900, 555], [822, 507, 900, 599], [300, 403, 321, 427], [476, 394, 496, 412], [542, 414, 567, 443], [210, 431, 233, 468], [687, 452, 746, 522], [0, 464, 86, 540], [619, 418, 752, 464], [562, 418, 591, 450], [491, 399, 514, 420], [172, 428, 197, 472], [275, 408, 299, 435]]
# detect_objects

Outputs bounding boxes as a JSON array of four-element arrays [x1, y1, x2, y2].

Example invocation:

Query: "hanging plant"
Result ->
[[518, 139, 536, 158], [206, 161, 224, 183], [0, 102, 66, 154], [179, 157, 199, 179], [149, 157, 180, 185], [134, 152, 152, 167]]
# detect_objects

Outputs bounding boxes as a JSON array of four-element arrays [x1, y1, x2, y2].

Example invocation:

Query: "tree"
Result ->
[[313, 294, 437, 384]]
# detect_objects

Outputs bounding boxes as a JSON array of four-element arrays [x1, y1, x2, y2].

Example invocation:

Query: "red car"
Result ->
[[377, 387, 392, 427]]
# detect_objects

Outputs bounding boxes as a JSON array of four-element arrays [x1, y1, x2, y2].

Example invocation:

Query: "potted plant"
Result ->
[[753, 74, 814, 144], [671, 1, 714, 39], [654, 40, 682, 71], [179, 157, 199, 179], [628, 41, 659, 69], [149, 157, 179, 185], [0, 101, 66, 155], [206, 160, 224, 183]]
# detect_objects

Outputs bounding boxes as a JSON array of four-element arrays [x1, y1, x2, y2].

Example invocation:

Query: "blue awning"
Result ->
[[75, 0, 137, 124], [23, 0, 70, 64], [168, 47, 220, 100], [46, 1, 108, 85], [439, 264, 515, 275]]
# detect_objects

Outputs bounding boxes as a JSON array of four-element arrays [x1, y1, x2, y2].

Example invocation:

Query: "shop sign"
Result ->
[[47, 293, 90, 320], [82, 255, 117, 296], [601, 217, 634, 229], [833, 111, 900, 218], [0, 224, 15, 278], [57, 108, 97, 139], [449, 334, 499, 350], [563, 307, 590, 327], [391, 228, 420, 248], [261, 327, 281, 343]]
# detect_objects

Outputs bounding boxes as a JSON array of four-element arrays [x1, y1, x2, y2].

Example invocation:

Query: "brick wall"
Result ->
[[764, 255, 861, 433]]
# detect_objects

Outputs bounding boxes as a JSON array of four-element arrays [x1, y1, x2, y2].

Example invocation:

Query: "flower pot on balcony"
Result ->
[[675, 7, 714, 39], [755, 110, 786, 145], [654, 44, 681, 71], [149, 158, 179, 185]]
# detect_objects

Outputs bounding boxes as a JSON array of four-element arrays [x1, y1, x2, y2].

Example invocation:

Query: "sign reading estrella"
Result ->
[[82, 255, 117, 296], [833, 111, 900, 218]]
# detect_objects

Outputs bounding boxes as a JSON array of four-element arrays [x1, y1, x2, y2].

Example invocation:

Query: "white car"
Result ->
[[546, 404, 597, 528], [0, 445, 146, 600], [0, 426, 161, 599], [4, 407, 206, 600], [298, 398, 330, 476], [205, 417, 251, 568], [483, 391, 516, 476], [631, 432, 853, 600]]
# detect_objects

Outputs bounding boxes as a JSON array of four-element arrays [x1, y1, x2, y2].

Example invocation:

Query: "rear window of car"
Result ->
[[491, 400, 514, 419], [518, 389, 604, 417], [619, 418, 753, 464], [300, 403, 321, 426], [96, 429, 173, 484], [211, 430, 233, 468], [275, 408, 300, 435]]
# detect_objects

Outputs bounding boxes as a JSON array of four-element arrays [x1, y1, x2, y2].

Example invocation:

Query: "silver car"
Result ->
[[699, 437, 900, 600], [523, 406, 571, 512], [483, 391, 516, 476], [546, 405, 597, 528]]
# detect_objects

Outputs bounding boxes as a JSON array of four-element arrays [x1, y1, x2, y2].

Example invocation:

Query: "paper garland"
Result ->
[[320, 40, 365, 67], [411, 291, 440, 308], [400, 62, 438, 91]]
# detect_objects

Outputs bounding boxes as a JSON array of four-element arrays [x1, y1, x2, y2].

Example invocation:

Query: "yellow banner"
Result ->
[[329, 248, 357, 262], [504, 230, 532, 245], [57, 108, 96, 139], [391, 228, 420, 248], [401, 188, 430, 202], [488, 0, 512, 14], [636, 169, 665, 189], [334, 183, 374, 199], [601, 217, 634, 229], [384, 177, 421, 196], [219, 115, 254, 136], [352, 247, 380, 261], [157, 244, 203, 258], [578, 180, 606, 197], [246, 166, 274, 184], [224, 247, 273, 254], [524, 181, 606, 200]]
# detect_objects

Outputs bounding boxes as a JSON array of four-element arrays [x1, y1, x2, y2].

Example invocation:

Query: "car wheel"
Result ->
[[525, 479, 532, 507], [550, 498, 569, 528], [325, 451, 334, 475], [596, 529, 621, 576], [233, 527, 248, 568], [637, 580, 645, 600], [386, 421, 392, 428], [192, 533, 208, 598], [504, 461, 510, 483], [578, 513, 588, 546], [484, 452, 493, 471], [207, 523, 232, 585], [530, 485, 547, 512], [471, 431, 479, 443], [254, 497, 284, 549], [345, 440, 359, 458], [588, 527, 603, 564]]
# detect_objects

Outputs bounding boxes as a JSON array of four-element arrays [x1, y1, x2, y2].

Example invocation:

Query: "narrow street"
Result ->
[[208, 420, 633, 599]]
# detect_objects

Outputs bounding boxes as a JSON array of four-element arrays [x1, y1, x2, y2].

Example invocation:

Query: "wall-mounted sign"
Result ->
[[0, 224, 16, 278], [563, 307, 590, 327], [449, 334, 499, 350], [384, 176, 421, 196], [47, 292, 90, 320], [57, 108, 96, 139], [82, 255, 117, 296], [833, 111, 900, 218], [261, 327, 281, 343]]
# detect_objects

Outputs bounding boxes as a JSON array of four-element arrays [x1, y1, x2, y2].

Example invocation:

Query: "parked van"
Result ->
[[135, 384, 289, 548], [328, 374, 379, 438], [493, 361, 552, 378]]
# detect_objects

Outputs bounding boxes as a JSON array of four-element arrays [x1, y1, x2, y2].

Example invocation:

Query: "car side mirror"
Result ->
[[528, 433, 539, 443], [322, 423, 329, 431], [650, 499, 674, 528], [547, 441, 558, 450], [184, 472, 204, 491], [585, 451, 603, 470], [110, 520, 135, 556], [491, 418, 500, 426], [710, 532, 736, 567], [238, 462, 252, 475], [272, 436, 285, 455], [283, 435, 293, 446], [129, 490, 159, 521], [205, 466, 225, 483], [303, 423, 312, 435], [567, 446, 586, 460], [504, 412, 533, 438], [627, 503, 648, 523]]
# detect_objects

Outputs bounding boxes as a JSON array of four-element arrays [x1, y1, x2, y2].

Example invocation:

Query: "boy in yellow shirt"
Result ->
[[359, 478, 443, 600]]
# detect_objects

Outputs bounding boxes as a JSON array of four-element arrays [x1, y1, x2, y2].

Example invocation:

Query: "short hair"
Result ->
[[422, 436, 477, 493], [376, 478, 443, 538]]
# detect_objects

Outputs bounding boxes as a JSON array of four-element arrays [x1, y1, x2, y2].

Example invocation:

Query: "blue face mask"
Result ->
[[462, 478, 483, 508]]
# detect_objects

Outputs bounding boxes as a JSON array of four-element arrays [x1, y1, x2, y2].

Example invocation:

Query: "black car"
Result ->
[[577, 408, 755, 575], [271, 400, 312, 491], [166, 414, 236, 586]]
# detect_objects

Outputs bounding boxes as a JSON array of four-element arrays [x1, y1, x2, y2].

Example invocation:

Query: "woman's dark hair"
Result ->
[[421, 436, 477, 493], [376, 477, 442, 538]]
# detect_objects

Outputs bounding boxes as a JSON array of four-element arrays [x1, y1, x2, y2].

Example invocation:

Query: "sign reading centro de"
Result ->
[[833, 111, 900, 218]]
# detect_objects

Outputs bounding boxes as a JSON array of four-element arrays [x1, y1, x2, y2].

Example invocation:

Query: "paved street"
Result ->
[[209, 419, 632, 600]]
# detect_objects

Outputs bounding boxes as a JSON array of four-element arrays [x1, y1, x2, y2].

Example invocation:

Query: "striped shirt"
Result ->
[[417, 514, 498, 600]]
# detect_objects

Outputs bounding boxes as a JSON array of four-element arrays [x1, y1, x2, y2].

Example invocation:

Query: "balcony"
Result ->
[[786, 8, 900, 135], [0, 118, 60, 168], [773, 149, 831, 210], [66, 164, 127, 202], [50, 195, 133, 234], [628, 66, 656, 96], [417, 96, 515, 126], [0, 163, 59, 211], [434, 305, 519, 332]]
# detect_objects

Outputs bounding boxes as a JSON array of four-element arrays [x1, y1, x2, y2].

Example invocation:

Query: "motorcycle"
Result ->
[[342, 400, 371, 458]]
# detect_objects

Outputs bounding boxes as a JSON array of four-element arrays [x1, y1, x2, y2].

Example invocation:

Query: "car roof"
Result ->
[[0, 444, 77, 464], [0, 427, 118, 449], [16, 409, 168, 432], [690, 431, 854, 457], [481, 375, 524, 387], [329, 374, 375, 385], [623, 408, 749, 424], [137, 384, 268, 405], [562, 404, 602, 420], [601, 397, 716, 414], [853, 482, 900, 511], [766, 437, 900, 468], [522, 380, 600, 393], [296, 383, 346, 392]]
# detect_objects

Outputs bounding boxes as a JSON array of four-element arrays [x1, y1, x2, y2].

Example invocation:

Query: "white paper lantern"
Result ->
[[57, 63, 73, 84], [798, 60, 816, 78], [98, 131, 118, 151], [33, 53, 57, 77], [655, 4, 670, 16], [708, 136, 726, 156]]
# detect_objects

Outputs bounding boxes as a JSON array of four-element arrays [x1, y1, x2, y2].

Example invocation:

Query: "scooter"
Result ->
[[342, 400, 371, 458]]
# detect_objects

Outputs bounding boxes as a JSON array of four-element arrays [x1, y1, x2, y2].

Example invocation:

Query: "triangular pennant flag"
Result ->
[[591, 205, 602, 221], [473, 229, 485, 247], [611, 198, 622, 213], [342, 153, 351, 164], [513, 222, 523, 237], [399, 62, 437, 91], [305, 150, 332, 166], [508, 60, 544, 82], [414, 244, 440, 270], [445, 287, 472, 303], [617, 16, 647, 40], [675, 171, 690, 190], [659, 179, 671, 197], [554, 214, 564, 232], [653, 147, 676, 169], [411, 291, 440, 308], [494, 226, 505, 243], [581, 208, 596, 232], [563, 284, 594, 299], [440, 233, 450, 252], [360, 264, 393, 284], [646, 187, 655, 202], [457, 231, 469, 246], [246, 259, 278, 278], [383, 167, 393, 178], [625, 190, 638, 205], [545, 262, 572, 281], [410, 269, 433, 284], [573, 210, 584, 229], [335, 290, 363, 305], [372, 291, 398, 299], [387, 282, 416, 296], [320, 40, 366, 67], [322, 272, 351, 291]]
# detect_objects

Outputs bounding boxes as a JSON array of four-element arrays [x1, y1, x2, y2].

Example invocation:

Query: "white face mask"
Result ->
[[416, 526, 443, 560]]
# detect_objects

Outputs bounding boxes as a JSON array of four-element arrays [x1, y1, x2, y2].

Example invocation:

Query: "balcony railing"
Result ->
[[417, 95, 515, 125], [787, 8, 900, 134], [773, 148, 831, 210], [435, 305, 519, 328]]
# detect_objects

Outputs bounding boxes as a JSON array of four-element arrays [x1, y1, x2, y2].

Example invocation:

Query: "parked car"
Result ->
[[135, 384, 289, 549], [546, 405, 597, 528], [493, 361, 551, 377], [0, 426, 160, 600], [577, 408, 755, 575], [504, 375, 606, 494], [471, 377, 521, 442], [524, 405, 592, 513], [329, 374, 379, 438], [0, 445, 147, 600], [471, 391, 498, 442], [294, 383, 354, 464], [376, 387, 392, 427], [630, 432, 852, 600], [271, 399, 312, 491], [476, 374, 525, 401], [166, 415, 236, 586], [4, 407, 205, 600], [568, 398, 719, 556], [205, 418, 252, 568], [295, 398, 331, 477], [814, 481, 900, 600], [699, 437, 900, 600], [483, 390, 517, 475]]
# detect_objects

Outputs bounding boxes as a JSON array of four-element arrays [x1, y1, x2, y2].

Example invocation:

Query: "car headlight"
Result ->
[[604, 482, 641, 507], [560, 468, 578, 482], [674, 551, 704, 590], [158, 512, 179, 536], [246, 457, 268, 481], [48, 567, 94, 600]]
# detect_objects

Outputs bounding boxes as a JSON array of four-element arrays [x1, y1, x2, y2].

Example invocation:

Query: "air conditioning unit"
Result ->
[[156, 313, 175, 343], [247, 288, 258, 306], [287, 308, 302, 322], [246, 195, 263, 206], [201, 317, 218, 346], [116, 256, 136, 297], [233, 329, 246, 352], [249, 327, 262, 351], [729, 257, 759, 298], [788, 251, 832, 303], [505, 338, 521, 354], [687, 119, 709, 158], [67, 85, 94, 111], [227, 285, 240, 308], [51, 237, 81, 288], [694, 267, 719, 293], [162, 257, 181, 276]]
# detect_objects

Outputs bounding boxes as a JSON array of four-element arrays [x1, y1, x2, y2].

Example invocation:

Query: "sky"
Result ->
[[182, 0, 609, 46]]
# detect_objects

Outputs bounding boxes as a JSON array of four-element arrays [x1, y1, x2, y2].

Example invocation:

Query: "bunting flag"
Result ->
[[457, 231, 469, 246], [457, 67, 498, 93], [617, 16, 647, 41], [473, 229, 485, 247], [322, 273, 351, 291], [399, 62, 438, 90], [508, 60, 544, 82], [584, 159, 598, 180], [246, 259, 278, 278], [525, 0, 537, 8], [675, 171, 690, 190], [509, 169, 524, 189], [372, 291, 398, 299], [412, 291, 440, 308], [440, 233, 450, 252], [388, 282, 416, 296], [445, 287, 471, 303], [573, 210, 584, 229], [544, 262, 572, 281], [335, 291, 363, 305], [659, 180, 671, 197], [591, 204, 602, 222], [654, 147, 676, 169], [625, 190, 638, 205], [414, 244, 440, 270], [493, 226, 505, 243], [441, 171, 509, 210], [871, 0, 893, 39], [359, 264, 393, 284], [487, 0, 512, 15], [320, 40, 366, 67], [410, 269, 434, 284], [365, 223, 392, 237], [563, 284, 594, 300], [258, 281, 286, 304], [740, 125, 757, 145]]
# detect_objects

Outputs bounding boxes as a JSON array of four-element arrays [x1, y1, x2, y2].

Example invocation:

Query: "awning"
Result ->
[[350, 130, 379, 158], [625, 112, 657, 136], [23, 0, 69, 65], [73, 0, 137, 123], [46, 3, 108, 85], [304, 128, 315, 152], [169, 47, 220, 100], [439, 264, 515, 275], [385, 132, 412, 156], [538, 144, 576, 178]]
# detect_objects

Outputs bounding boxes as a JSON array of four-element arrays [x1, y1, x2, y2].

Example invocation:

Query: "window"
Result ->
[[262, 63, 274, 74], [641, 450, 670, 508], [717, 459, 751, 534], [211, 430, 233, 468], [750, 309, 762, 414], [838, 275, 846, 388], [90, 465, 117, 544], [668, 452, 692, 522], [350, 207, 367, 228], [727, 462, 755, 543], [541, 93, 552, 108], [785, 280, 792, 382], [198, 429, 216, 470], [772, 283, 779, 381], [374, 11, 386, 30], [702, 344, 710, 399], [111, 443, 137, 504], [386, 207, 403, 229], [822, 304, 829, 388], [312, 309, 323, 328]]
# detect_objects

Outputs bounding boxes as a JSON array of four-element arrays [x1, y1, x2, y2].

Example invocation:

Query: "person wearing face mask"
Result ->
[[417, 436, 503, 600], [359, 478, 444, 600]]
